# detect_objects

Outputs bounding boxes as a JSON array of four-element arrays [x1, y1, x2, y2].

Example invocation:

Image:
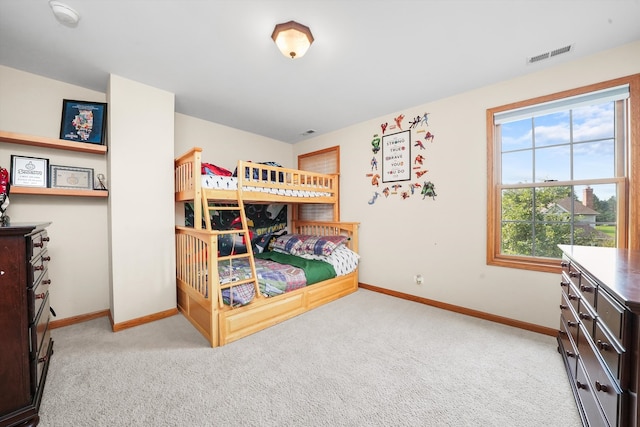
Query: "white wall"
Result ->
[[0, 65, 110, 320], [108, 75, 176, 325], [294, 40, 640, 329]]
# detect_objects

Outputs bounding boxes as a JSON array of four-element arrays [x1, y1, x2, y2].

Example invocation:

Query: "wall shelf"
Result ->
[[1, 130, 108, 198], [0, 130, 107, 154], [11, 186, 108, 198]]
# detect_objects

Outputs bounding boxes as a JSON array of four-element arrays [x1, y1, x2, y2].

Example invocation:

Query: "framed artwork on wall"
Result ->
[[10, 155, 48, 188], [382, 130, 411, 183], [49, 165, 94, 190], [59, 99, 107, 145]]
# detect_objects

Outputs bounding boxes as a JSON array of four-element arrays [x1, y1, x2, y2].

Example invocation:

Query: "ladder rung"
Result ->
[[206, 206, 241, 211], [216, 229, 249, 236], [219, 277, 258, 289], [219, 253, 252, 261]]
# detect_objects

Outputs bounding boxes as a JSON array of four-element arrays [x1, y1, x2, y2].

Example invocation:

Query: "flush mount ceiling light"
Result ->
[[49, 1, 80, 28], [271, 20, 314, 59]]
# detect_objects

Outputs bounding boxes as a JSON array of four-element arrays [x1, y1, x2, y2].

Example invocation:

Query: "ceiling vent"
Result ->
[[527, 44, 573, 64], [301, 129, 316, 136]]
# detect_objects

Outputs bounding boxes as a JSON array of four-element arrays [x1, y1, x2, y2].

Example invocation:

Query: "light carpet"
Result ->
[[39, 289, 582, 426]]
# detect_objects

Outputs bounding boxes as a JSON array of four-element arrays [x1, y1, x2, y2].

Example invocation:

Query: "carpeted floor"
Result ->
[[38, 289, 582, 426]]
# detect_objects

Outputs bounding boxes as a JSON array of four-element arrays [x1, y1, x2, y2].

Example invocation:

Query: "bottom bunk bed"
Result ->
[[176, 221, 359, 347]]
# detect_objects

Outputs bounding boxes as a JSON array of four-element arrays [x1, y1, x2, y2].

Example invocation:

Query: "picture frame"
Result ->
[[10, 155, 49, 188], [59, 99, 107, 145], [49, 165, 94, 190], [382, 130, 411, 183]]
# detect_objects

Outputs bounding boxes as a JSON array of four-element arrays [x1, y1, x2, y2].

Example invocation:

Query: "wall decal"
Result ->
[[365, 112, 438, 204]]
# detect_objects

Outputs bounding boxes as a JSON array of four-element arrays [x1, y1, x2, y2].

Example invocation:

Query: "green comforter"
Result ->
[[254, 251, 337, 285]]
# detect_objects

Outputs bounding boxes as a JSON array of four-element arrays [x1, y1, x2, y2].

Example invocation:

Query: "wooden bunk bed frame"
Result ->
[[175, 147, 359, 347]]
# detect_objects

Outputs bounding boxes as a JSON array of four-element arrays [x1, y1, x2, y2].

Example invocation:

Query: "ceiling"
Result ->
[[1, 1, 639, 144]]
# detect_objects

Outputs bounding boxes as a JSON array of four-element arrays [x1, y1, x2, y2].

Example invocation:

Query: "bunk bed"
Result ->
[[174, 147, 359, 347]]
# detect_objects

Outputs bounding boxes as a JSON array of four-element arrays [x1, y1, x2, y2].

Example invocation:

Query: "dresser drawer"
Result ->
[[577, 301, 596, 340], [578, 330, 622, 426], [597, 290, 625, 343], [561, 291, 581, 345], [29, 230, 50, 261], [575, 359, 610, 427], [28, 269, 51, 322], [594, 322, 623, 384], [559, 316, 578, 379], [29, 293, 50, 358], [578, 272, 597, 309], [29, 249, 51, 288], [31, 326, 51, 394]]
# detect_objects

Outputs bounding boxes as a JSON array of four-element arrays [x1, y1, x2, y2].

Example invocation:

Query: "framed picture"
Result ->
[[382, 130, 411, 183], [50, 165, 94, 190], [10, 155, 49, 188], [59, 99, 107, 145]]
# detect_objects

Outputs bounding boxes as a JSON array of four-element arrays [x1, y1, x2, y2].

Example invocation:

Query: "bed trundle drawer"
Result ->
[[222, 293, 305, 343], [307, 274, 356, 308]]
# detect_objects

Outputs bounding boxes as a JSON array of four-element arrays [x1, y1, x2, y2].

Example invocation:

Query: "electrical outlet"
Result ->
[[415, 274, 424, 285]]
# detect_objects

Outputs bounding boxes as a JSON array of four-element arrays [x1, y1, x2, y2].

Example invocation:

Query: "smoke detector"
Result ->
[[49, 1, 80, 28]]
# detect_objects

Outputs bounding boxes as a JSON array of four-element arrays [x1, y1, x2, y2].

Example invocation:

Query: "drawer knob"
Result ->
[[576, 381, 587, 389], [43, 237, 50, 242], [568, 294, 579, 301], [33, 242, 44, 248], [596, 340, 611, 351], [559, 304, 569, 310], [34, 265, 44, 271], [561, 261, 569, 268], [565, 350, 575, 358], [35, 292, 46, 299], [579, 312, 592, 321], [43, 279, 52, 285], [570, 272, 579, 278], [580, 285, 594, 293], [595, 381, 609, 393], [560, 281, 569, 287], [43, 256, 51, 262], [38, 355, 49, 364], [567, 321, 578, 328]]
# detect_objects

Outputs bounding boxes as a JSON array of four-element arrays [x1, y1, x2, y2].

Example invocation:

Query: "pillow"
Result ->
[[270, 234, 304, 255], [297, 235, 348, 256], [297, 245, 360, 276], [201, 162, 232, 177]]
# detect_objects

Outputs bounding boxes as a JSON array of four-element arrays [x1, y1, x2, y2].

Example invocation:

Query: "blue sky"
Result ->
[[500, 102, 617, 202]]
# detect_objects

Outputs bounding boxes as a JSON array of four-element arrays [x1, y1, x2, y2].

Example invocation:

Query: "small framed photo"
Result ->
[[60, 99, 107, 145], [10, 155, 49, 188], [50, 165, 94, 190]]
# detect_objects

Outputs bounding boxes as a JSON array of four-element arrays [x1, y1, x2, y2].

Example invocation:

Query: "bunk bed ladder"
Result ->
[[201, 192, 261, 308]]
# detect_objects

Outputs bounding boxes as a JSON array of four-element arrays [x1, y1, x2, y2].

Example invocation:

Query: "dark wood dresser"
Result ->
[[558, 245, 640, 427], [0, 223, 54, 427]]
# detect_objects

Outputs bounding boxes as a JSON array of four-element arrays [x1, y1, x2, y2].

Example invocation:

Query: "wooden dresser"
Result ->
[[558, 245, 640, 427], [0, 223, 54, 427]]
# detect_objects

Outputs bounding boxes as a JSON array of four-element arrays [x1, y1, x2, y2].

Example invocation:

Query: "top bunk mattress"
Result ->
[[201, 174, 332, 198]]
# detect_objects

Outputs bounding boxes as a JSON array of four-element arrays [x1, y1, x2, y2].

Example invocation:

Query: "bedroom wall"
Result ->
[[0, 65, 110, 320], [293, 40, 640, 330], [107, 75, 176, 325]]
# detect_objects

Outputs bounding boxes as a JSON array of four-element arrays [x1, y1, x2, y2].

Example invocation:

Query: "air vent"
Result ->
[[301, 129, 316, 136], [527, 44, 573, 64]]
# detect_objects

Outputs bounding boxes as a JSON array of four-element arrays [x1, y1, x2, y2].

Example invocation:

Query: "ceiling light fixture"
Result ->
[[49, 1, 80, 28], [271, 21, 314, 59]]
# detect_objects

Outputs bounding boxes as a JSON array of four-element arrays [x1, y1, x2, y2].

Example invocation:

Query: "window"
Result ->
[[487, 75, 640, 272], [296, 146, 340, 222]]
